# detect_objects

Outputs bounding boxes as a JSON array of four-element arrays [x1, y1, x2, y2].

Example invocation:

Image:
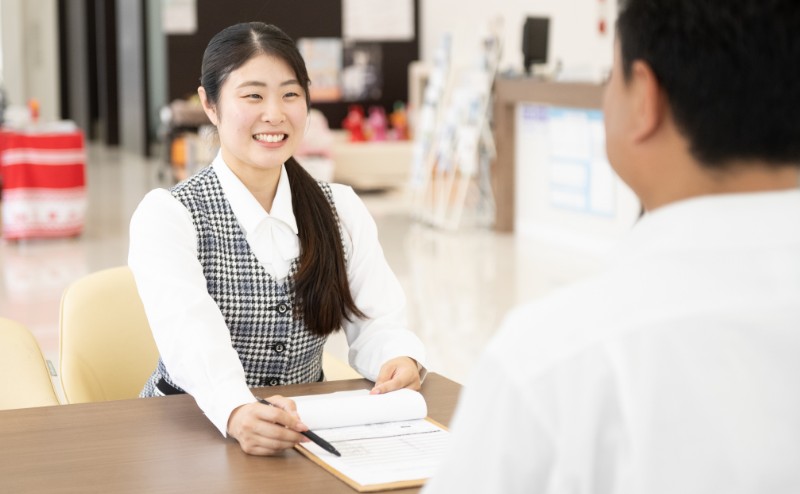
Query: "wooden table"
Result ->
[[0, 373, 461, 493]]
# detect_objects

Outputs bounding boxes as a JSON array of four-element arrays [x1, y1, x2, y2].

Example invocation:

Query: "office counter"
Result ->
[[491, 78, 604, 232], [0, 373, 461, 494]]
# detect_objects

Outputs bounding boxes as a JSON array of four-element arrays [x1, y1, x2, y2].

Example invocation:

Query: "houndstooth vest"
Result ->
[[141, 166, 342, 397]]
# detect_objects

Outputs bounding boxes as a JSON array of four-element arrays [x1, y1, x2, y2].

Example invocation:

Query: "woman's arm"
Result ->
[[329, 185, 427, 387], [128, 189, 255, 435]]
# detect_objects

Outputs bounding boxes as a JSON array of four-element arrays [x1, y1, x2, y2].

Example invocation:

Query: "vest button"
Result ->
[[277, 303, 288, 314], [269, 378, 279, 386], [275, 343, 285, 353]]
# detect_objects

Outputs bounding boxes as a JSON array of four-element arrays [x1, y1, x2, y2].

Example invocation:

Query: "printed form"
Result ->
[[292, 389, 450, 491]]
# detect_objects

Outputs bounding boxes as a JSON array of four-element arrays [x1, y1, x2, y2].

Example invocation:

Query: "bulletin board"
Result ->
[[165, 0, 420, 129], [514, 102, 641, 254]]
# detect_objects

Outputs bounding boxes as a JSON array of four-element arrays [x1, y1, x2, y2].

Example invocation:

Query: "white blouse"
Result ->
[[128, 154, 426, 435]]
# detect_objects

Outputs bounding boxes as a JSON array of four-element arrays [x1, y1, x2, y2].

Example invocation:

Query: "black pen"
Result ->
[[256, 397, 342, 457]]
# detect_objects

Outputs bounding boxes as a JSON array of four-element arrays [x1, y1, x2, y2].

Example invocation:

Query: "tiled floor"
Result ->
[[0, 143, 605, 391]]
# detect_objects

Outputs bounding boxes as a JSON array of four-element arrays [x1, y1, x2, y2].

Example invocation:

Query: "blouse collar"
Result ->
[[211, 153, 299, 237]]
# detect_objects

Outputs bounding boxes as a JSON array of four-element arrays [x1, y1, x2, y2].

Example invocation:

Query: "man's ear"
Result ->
[[629, 60, 666, 143], [198, 86, 219, 126]]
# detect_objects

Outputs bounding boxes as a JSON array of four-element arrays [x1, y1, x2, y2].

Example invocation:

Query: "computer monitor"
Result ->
[[522, 17, 550, 74]]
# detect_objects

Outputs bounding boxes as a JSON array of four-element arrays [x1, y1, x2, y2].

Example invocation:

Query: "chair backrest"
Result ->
[[0, 317, 60, 410], [322, 351, 362, 381], [59, 266, 159, 404]]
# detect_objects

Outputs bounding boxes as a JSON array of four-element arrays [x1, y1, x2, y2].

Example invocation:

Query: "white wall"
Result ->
[[420, 0, 616, 80], [0, 0, 60, 122]]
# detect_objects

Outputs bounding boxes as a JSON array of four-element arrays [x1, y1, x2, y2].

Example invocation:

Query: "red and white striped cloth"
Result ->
[[0, 129, 87, 240]]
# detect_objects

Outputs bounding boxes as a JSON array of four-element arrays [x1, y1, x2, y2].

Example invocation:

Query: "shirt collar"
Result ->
[[211, 153, 299, 236]]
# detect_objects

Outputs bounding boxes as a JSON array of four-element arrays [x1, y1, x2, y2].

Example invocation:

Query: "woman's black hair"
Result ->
[[200, 22, 365, 336]]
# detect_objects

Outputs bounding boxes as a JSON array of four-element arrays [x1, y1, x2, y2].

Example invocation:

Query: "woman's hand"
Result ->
[[370, 356, 422, 395], [226, 394, 309, 455]]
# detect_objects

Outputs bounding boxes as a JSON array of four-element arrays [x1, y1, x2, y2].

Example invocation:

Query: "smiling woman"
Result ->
[[198, 53, 309, 206], [127, 22, 426, 457]]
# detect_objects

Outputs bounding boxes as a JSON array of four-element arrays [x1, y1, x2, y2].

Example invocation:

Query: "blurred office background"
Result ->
[[0, 0, 634, 389]]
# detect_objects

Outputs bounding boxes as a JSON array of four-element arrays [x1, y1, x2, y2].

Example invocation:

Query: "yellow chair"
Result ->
[[58, 266, 360, 404], [322, 351, 362, 381], [58, 266, 159, 404], [0, 317, 60, 410]]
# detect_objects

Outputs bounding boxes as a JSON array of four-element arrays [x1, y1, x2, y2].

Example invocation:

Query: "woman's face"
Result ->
[[202, 53, 308, 180]]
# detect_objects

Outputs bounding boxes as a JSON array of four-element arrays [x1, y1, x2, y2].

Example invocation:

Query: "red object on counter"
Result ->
[[0, 128, 87, 240], [341, 105, 366, 142]]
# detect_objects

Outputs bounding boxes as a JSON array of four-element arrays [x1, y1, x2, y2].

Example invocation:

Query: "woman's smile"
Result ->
[[253, 132, 288, 146]]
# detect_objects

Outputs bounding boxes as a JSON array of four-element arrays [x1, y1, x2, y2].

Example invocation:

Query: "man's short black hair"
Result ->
[[616, 0, 800, 168]]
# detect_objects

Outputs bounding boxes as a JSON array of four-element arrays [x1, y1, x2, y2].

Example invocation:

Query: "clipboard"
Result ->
[[295, 417, 449, 492], [286, 390, 449, 492]]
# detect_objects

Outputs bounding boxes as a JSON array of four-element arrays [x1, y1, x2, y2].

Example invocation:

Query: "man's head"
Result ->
[[604, 0, 800, 209]]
